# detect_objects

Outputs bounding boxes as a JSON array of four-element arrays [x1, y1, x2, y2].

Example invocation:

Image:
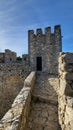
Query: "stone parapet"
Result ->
[[5, 49, 17, 63], [28, 25, 62, 74], [58, 52, 73, 130], [0, 62, 29, 76], [0, 62, 30, 119], [0, 71, 36, 130]]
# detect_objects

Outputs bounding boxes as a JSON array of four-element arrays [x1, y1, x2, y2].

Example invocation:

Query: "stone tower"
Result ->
[[28, 25, 62, 74]]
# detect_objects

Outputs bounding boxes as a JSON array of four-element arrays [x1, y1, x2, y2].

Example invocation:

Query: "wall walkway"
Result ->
[[26, 72, 61, 130], [0, 52, 73, 130]]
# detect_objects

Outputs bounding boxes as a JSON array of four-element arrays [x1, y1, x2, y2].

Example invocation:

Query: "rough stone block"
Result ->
[[24, 71, 36, 88], [62, 53, 73, 64], [65, 82, 73, 97], [63, 72, 73, 80], [59, 79, 67, 96]]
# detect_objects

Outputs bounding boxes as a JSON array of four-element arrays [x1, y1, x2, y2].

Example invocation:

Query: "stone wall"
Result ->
[[58, 52, 73, 130], [22, 54, 29, 63], [5, 49, 17, 63], [0, 53, 5, 63], [0, 63, 30, 119], [0, 49, 17, 63], [0, 71, 36, 130], [0, 62, 29, 76], [28, 25, 62, 74]]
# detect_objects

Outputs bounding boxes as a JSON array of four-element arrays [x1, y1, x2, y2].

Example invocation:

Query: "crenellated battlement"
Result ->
[[36, 28, 43, 35], [54, 25, 61, 33], [28, 25, 62, 73], [45, 26, 51, 33], [28, 25, 62, 50], [28, 25, 61, 36], [0, 25, 73, 130]]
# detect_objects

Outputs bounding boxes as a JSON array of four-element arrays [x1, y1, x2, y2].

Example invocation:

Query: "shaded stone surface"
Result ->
[[0, 63, 30, 119], [58, 52, 73, 130], [0, 72, 36, 130], [28, 25, 62, 74], [26, 72, 61, 130]]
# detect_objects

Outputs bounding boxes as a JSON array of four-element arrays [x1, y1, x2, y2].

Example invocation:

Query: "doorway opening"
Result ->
[[36, 57, 42, 71]]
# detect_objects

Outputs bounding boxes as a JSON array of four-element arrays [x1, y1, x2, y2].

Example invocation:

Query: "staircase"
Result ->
[[26, 72, 61, 130]]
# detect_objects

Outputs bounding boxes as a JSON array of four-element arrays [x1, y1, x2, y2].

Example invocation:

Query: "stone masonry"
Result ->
[[0, 62, 30, 119], [5, 49, 17, 63], [0, 72, 36, 130], [0, 25, 73, 130], [26, 72, 61, 130], [28, 25, 62, 74], [0, 53, 5, 63], [58, 52, 73, 130], [0, 49, 17, 63]]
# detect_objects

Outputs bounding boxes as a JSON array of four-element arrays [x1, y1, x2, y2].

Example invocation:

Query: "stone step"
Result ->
[[32, 94, 58, 106]]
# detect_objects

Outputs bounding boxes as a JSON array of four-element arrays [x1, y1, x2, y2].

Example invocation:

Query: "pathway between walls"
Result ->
[[26, 72, 61, 130]]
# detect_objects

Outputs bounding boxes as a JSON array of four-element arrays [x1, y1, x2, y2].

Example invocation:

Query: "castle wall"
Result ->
[[28, 25, 62, 74], [0, 49, 17, 63], [58, 52, 73, 130], [22, 54, 29, 63], [0, 25, 73, 130], [0, 63, 30, 119], [5, 49, 17, 63], [0, 71, 36, 130], [0, 53, 5, 63]]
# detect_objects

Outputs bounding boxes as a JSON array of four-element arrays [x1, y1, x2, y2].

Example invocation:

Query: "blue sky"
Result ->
[[0, 0, 73, 56]]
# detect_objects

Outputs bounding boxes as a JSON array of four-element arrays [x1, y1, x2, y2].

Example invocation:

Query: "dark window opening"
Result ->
[[36, 57, 42, 71], [10, 58, 12, 61], [24, 57, 26, 61]]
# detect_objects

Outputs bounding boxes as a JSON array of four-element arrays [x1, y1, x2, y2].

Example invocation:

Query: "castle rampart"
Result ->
[[0, 71, 36, 130], [0, 52, 73, 130], [0, 25, 73, 130], [0, 53, 5, 63], [0, 62, 30, 119], [0, 49, 17, 63], [58, 52, 73, 130], [28, 25, 62, 74], [5, 49, 17, 63]]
